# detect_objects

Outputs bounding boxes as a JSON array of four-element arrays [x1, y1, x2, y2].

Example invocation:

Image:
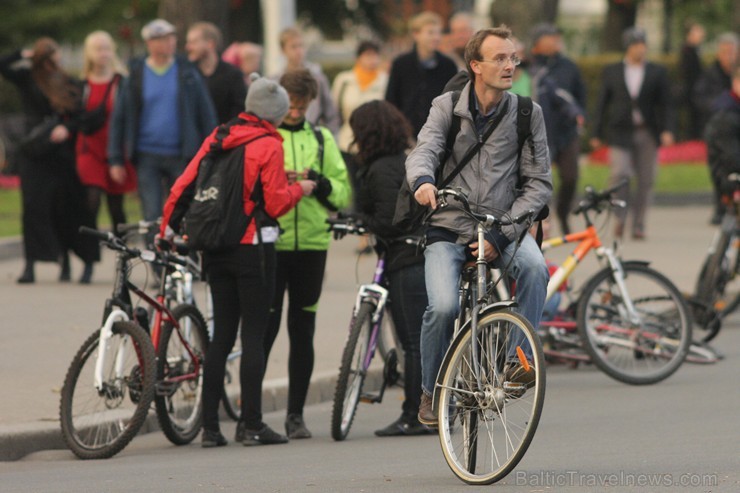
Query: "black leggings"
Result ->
[[85, 187, 126, 235], [202, 244, 276, 431], [264, 250, 327, 416]]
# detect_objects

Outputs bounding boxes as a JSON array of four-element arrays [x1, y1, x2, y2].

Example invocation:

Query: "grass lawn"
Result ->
[[0, 162, 712, 238], [0, 189, 142, 238]]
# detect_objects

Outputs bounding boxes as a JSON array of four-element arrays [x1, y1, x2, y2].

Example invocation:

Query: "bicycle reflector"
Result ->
[[516, 346, 531, 372]]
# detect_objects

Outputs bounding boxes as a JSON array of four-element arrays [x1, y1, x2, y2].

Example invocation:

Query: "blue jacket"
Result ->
[[108, 56, 217, 166]]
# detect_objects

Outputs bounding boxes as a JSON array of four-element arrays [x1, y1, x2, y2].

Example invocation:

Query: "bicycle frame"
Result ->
[[352, 255, 389, 373], [93, 246, 201, 394]]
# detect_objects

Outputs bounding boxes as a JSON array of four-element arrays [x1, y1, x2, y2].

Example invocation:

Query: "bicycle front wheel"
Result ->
[[60, 321, 156, 460], [577, 264, 692, 385], [331, 301, 374, 441], [155, 304, 209, 445], [437, 310, 545, 485]]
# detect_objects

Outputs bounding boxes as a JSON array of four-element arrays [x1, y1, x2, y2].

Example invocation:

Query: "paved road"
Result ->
[[0, 203, 738, 491]]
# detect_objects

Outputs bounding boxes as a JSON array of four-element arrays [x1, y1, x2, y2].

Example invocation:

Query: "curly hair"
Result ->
[[349, 100, 413, 167]]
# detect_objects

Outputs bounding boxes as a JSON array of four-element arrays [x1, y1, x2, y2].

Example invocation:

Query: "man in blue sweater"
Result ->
[[108, 18, 217, 224]]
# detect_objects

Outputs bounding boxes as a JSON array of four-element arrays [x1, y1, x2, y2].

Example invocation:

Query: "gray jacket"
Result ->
[[405, 82, 552, 245]]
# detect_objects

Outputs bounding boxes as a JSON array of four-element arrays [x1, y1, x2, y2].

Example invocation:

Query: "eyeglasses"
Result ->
[[478, 54, 522, 67]]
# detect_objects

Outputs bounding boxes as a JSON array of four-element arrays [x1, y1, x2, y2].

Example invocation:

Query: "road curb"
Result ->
[[0, 369, 382, 461]]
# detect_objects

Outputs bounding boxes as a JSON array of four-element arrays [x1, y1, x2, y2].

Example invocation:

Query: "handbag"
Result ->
[[78, 75, 119, 135]]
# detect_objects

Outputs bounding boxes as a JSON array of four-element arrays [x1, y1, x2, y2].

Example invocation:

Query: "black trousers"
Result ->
[[202, 244, 275, 430], [264, 250, 327, 416]]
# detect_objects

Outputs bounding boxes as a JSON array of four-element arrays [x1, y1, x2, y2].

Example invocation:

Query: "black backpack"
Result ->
[[183, 119, 269, 252]]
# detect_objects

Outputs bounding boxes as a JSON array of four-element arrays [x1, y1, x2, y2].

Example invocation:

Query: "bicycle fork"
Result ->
[[94, 309, 131, 392], [600, 248, 641, 326]]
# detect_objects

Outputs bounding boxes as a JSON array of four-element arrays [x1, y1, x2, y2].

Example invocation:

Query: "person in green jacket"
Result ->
[[264, 69, 352, 439]]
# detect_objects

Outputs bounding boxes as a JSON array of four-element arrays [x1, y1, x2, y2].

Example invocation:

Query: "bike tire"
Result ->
[[155, 304, 209, 445], [695, 229, 740, 319], [577, 264, 691, 385], [437, 310, 546, 485], [60, 321, 156, 460], [331, 301, 374, 441], [222, 329, 242, 421]]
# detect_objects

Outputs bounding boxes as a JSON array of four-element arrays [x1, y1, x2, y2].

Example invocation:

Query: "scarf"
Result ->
[[353, 64, 379, 91]]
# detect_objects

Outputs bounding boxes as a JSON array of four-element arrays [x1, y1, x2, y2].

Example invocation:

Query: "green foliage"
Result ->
[[0, 0, 158, 49]]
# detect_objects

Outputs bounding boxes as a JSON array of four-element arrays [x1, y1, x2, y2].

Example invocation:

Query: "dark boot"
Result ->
[[17, 262, 34, 284], [79, 262, 93, 284], [59, 253, 71, 282]]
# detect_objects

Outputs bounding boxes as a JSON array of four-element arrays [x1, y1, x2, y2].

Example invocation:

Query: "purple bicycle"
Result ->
[[327, 216, 416, 441]]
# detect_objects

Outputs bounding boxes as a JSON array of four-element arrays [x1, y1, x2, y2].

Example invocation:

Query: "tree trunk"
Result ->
[[158, 0, 231, 47], [543, 0, 560, 24], [601, 0, 638, 53]]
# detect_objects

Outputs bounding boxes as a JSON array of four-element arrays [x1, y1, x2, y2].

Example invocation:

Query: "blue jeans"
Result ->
[[136, 152, 187, 222], [420, 234, 548, 395]]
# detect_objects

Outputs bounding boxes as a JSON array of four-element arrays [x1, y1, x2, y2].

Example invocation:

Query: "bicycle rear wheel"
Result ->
[[437, 310, 545, 485], [577, 264, 691, 385], [60, 321, 156, 460], [696, 229, 740, 320], [155, 304, 209, 445], [222, 328, 242, 421], [331, 301, 374, 441]]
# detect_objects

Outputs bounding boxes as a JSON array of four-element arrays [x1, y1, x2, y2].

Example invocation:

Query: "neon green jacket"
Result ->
[[276, 122, 351, 251]]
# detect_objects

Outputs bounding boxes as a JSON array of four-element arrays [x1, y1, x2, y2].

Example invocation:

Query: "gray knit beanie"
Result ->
[[245, 73, 290, 126]]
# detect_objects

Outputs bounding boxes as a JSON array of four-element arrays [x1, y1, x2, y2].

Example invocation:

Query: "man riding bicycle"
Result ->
[[405, 26, 552, 426]]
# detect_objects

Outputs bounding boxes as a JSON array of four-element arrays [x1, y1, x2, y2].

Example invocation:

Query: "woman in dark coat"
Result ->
[[349, 100, 432, 436], [0, 38, 98, 283]]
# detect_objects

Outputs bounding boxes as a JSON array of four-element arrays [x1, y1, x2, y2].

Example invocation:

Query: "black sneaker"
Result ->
[[285, 413, 312, 439], [201, 429, 228, 448], [242, 424, 289, 446], [375, 417, 435, 437]]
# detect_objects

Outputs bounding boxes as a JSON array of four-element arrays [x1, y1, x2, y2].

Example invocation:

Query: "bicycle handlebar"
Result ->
[[435, 189, 536, 229], [326, 216, 368, 236], [572, 180, 629, 215]]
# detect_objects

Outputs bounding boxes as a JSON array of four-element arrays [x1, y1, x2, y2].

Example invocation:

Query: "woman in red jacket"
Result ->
[[160, 75, 315, 447]]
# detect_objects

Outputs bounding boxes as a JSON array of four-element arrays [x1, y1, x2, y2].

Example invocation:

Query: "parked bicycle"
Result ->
[[59, 227, 208, 459], [119, 220, 244, 421], [327, 217, 407, 441], [692, 173, 740, 342], [538, 182, 693, 383], [428, 188, 545, 485]]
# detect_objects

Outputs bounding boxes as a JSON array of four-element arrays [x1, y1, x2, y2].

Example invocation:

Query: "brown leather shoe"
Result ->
[[418, 393, 438, 427]]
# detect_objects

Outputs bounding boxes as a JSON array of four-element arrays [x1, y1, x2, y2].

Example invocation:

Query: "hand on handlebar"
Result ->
[[469, 239, 499, 262], [414, 183, 438, 210]]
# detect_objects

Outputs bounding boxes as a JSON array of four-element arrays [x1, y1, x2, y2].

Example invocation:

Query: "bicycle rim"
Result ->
[[60, 322, 156, 459], [331, 302, 373, 441], [578, 264, 691, 385], [155, 304, 208, 445], [437, 310, 545, 485]]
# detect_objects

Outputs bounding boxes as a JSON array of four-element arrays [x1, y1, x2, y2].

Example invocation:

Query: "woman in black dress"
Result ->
[[0, 38, 98, 283]]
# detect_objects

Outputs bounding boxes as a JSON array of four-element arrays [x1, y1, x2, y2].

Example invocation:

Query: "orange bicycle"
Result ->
[[494, 182, 694, 384]]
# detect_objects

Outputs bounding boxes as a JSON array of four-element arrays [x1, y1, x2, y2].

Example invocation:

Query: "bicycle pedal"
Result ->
[[359, 394, 380, 404], [155, 381, 178, 397], [503, 382, 526, 393]]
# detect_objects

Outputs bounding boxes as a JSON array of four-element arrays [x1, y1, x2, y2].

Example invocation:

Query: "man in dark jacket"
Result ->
[[678, 22, 705, 140], [529, 23, 586, 234], [705, 65, 740, 199], [590, 27, 674, 240], [186, 21, 247, 124], [385, 11, 458, 137], [108, 18, 217, 224]]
